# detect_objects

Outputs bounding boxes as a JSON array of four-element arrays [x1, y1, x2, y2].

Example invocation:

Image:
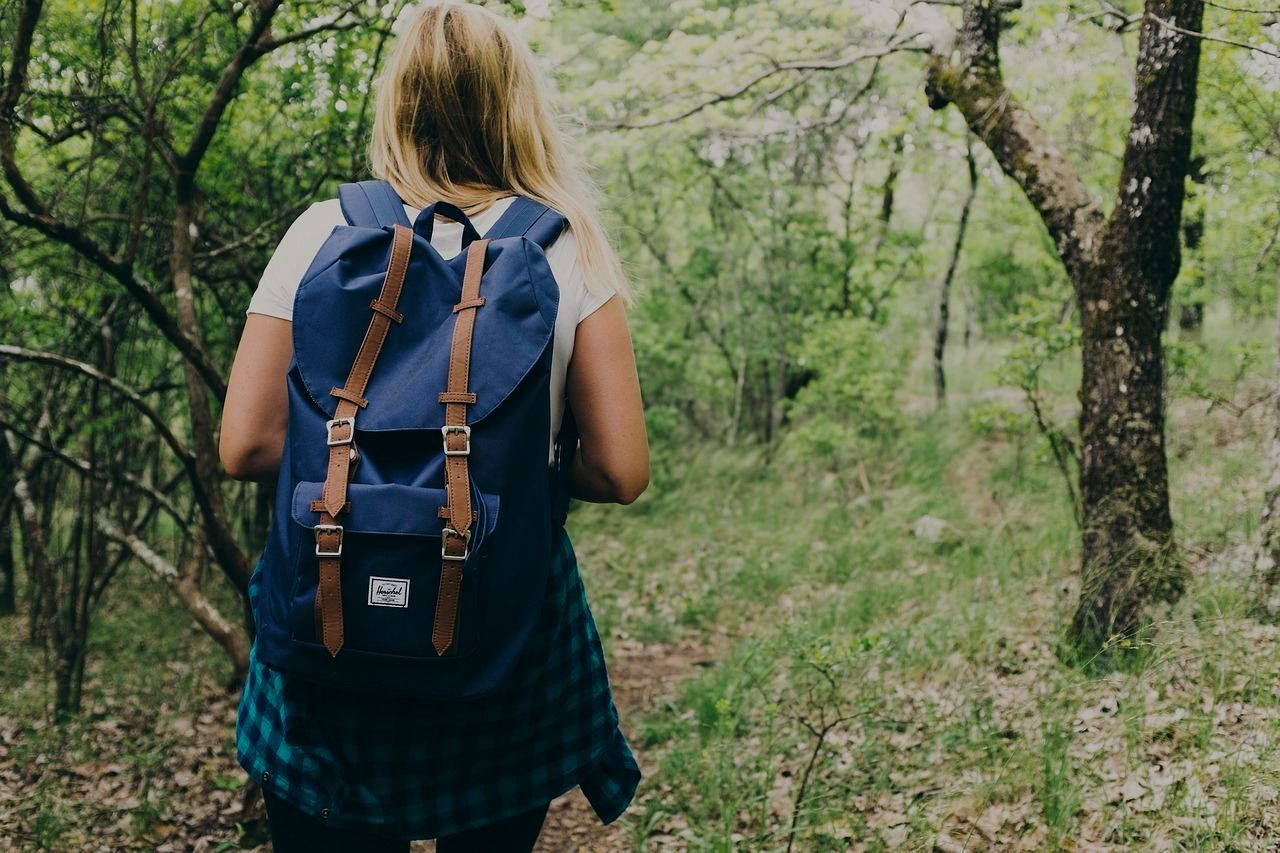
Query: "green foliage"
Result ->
[[996, 296, 1080, 395], [965, 236, 1066, 331], [965, 399, 1030, 442], [787, 316, 906, 485]]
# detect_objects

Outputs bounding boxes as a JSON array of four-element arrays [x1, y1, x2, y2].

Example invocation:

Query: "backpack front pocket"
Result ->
[[286, 480, 499, 660]]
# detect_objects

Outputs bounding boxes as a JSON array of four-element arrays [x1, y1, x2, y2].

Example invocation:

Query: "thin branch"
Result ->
[[0, 344, 192, 463], [1147, 12, 1280, 59], [0, 194, 228, 399], [1203, 0, 1280, 10], [96, 511, 248, 674], [590, 38, 929, 130], [0, 418, 189, 531], [176, 0, 284, 180], [257, 3, 373, 50]]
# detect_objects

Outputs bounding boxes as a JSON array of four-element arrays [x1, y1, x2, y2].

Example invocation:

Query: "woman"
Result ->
[[219, 3, 649, 849]]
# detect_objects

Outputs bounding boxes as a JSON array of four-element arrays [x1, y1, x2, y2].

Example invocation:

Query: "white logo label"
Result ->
[[368, 576, 409, 608]]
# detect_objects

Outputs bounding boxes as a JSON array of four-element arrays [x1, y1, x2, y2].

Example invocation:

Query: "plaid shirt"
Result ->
[[235, 526, 639, 839]]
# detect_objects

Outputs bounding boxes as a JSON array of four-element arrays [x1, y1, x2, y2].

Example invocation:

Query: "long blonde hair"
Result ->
[[370, 2, 630, 305]]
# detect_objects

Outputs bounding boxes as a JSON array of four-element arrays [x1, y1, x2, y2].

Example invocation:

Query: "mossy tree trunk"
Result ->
[[926, 0, 1204, 656]]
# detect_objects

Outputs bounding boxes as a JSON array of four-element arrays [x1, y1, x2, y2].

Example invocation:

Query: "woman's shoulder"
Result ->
[[244, 200, 346, 321], [274, 199, 346, 255], [542, 224, 616, 325], [295, 198, 346, 229]]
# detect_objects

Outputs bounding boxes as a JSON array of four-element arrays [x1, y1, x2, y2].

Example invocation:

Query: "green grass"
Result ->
[[579, 319, 1280, 849], [6, 316, 1280, 849]]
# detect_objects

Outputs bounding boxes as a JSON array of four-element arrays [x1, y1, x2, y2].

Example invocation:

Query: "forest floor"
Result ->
[[6, 320, 1280, 850]]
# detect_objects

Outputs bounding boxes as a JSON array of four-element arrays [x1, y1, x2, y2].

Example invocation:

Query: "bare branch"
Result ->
[[0, 344, 192, 463], [258, 2, 375, 50], [96, 512, 249, 674], [0, 194, 229, 398], [176, 0, 284, 181], [1203, 0, 1280, 11], [924, 1, 1104, 278], [0, 418, 190, 531], [1146, 11, 1280, 59], [590, 38, 929, 130]]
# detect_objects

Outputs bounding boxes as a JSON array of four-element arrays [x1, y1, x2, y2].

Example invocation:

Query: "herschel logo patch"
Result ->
[[368, 576, 409, 608]]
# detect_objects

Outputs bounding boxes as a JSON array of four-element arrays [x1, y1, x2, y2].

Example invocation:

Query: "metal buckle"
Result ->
[[441, 526, 471, 561], [326, 417, 356, 446], [441, 424, 471, 456], [314, 523, 344, 557]]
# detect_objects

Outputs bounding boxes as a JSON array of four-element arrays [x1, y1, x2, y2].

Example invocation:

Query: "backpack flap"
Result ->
[[290, 227, 559, 431]]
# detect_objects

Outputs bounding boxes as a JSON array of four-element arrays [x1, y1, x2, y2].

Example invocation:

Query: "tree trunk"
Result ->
[[1070, 0, 1203, 651], [1177, 160, 1207, 332], [1254, 267, 1280, 614], [1073, 252, 1182, 650], [934, 140, 978, 406], [0, 510, 13, 616], [926, 0, 1204, 656]]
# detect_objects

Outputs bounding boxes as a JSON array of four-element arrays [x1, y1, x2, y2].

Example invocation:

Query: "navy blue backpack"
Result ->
[[254, 179, 577, 699]]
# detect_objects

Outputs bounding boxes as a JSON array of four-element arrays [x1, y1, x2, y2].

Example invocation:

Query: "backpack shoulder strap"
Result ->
[[484, 196, 568, 249], [312, 224, 416, 658], [338, 180, 412, 228], [433, 238, 491, 657]]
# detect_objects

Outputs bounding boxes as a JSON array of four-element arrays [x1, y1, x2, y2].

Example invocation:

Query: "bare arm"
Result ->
[[220, 313, 293, 482], [566, 295, 650, 504]]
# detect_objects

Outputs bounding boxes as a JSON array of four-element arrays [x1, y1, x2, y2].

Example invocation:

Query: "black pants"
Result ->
[[262, 790, 549, 852]]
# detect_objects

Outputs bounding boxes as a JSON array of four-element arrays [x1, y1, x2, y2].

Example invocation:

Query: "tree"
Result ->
[[0, 0, 395, 713], [933, 138, 978, 406], [925, 0, 1205, 655]]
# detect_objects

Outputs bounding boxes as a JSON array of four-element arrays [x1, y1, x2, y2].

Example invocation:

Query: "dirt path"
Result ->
[[529, 638, 710, 852], [388, 638, 707, 852], [0, 561, 717, 853]]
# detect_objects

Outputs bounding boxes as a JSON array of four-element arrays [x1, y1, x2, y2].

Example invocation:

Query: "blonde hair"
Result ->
[[370, 1, 630, 305]]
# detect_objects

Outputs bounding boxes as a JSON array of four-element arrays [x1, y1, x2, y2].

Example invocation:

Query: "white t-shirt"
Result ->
[[245, 196, 613, 463]]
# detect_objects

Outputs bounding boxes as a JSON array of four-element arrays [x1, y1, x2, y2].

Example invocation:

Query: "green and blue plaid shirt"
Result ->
[[235, 526, 639, 839]]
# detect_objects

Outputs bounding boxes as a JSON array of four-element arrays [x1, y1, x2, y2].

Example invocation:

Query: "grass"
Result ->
[[5, 310, 1280, 849], [578, 312, 1280, 849]]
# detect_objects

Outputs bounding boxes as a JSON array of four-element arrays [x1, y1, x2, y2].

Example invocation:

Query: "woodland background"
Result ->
[[2, 0, 1280, 848]]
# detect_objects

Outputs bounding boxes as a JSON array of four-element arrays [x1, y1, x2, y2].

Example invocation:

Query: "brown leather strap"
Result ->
[[452, 297, 486, 313], [369, 299, 405, 323], [433, 238, 489, 655], [314, 224, 414, 658], [329, 387, 369, 408]]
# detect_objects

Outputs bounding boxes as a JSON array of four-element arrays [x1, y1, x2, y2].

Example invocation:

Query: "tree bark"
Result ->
[[927, 0, 1204, 655]]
